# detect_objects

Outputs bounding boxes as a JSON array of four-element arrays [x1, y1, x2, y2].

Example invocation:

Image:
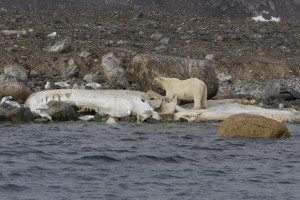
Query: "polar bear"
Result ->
[[152, 77, 208, 109]]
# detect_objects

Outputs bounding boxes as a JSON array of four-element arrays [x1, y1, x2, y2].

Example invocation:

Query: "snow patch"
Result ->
[[252, 11, 280, 22]]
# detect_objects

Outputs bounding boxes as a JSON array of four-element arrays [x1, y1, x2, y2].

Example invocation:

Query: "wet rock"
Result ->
[[100, 53, 129, 88], [0, 107, 8, 121], [127, 54, 219, 99], [0, 76, 32, 101], [47, 101, 78, 121], [43, 39, 71, 53], [8, 107, 34, 122], [4, 64, 28, 80], [0, 113, 5, 122], [217, 113, 290, 139]]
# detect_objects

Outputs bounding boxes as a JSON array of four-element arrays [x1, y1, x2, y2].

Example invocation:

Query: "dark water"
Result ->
[[0, 122, 300, 200]]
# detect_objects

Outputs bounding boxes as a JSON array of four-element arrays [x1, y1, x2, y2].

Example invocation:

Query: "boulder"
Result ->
[[0, 77, 32, 101], [47, 101, 78, 121], [8, 107, 34, 122], [217, 113, 290, 138], [83, 72, 102, 83], [100, 53, 129, 88], [0, 106, 34, 122], [0, 107, 7, 122], [127, 54, 219, 99], [263, 80, 280, 98], [63, 64, 80, 79], [0, 113, 5, 122], [43, 39, 71, 54], [4, 64, 28, 80]]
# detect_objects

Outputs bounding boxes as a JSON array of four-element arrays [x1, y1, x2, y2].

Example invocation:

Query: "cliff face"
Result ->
[[1, 0, 300, 21]]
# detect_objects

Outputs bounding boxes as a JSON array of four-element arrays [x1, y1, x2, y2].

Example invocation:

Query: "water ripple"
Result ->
[[0, 122, 299, 200], [78, 155, 120, 162]]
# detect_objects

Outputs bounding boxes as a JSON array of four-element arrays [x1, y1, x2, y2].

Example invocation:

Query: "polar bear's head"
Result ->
[[152, 77, 166, 89]]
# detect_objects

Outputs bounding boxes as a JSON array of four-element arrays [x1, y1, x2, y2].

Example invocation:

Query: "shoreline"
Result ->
[[0, 9, 299, 123]]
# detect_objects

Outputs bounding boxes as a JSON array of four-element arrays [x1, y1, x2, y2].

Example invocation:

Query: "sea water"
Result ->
[[0, 122, 299, 200]]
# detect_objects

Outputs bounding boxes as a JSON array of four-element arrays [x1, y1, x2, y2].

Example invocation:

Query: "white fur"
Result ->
[[153, 77, 208, 109]]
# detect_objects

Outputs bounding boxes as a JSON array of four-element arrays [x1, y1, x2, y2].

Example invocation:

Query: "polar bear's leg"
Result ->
[[201, 85, 208, 109], [193, 92, 202, 109]]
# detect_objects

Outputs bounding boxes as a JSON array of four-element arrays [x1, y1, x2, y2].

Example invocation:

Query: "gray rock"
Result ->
[[205, 54, 215, 61], [127, 54, 219, 99], [30, 69, 41, 77], [43, 39, 71, 53], [160, 38, 169, 45], [47, 101, 78, 121], [64, 64, 80, 79], [0, 74, 17, 83], [9, 107, 34, 122], [1, 106, 33, 122], [0, 76, 32, 101], [100, 53, 129, 88], [4, 64, 28, 80], [4, 46, 18, 52], [0, 24, 10, 30], [264, 81, 280, 98], [83, 72, 102, 83], [150, 33, 163, 40], [1, 29, 27, 37], [0, 113, 5, 121], [79, 50, 91, 58], [217, 73, 232, 82]]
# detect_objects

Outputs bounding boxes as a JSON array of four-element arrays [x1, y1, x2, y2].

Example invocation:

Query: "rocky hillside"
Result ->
[[0, 2, 299, 108], [1, 0, 300, 21]]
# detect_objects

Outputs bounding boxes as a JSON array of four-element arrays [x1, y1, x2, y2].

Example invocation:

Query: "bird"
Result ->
[[5, 100, 21, 108], [44, 81, 52, 90], [0, 96, 12, 106], [0, 96, 21, 108], [54, 81, 71, 89], [79, 115, 95, 121], [85, 82, 102, 89], [36, 104, 52, 120], [47, 31, 57, 37]]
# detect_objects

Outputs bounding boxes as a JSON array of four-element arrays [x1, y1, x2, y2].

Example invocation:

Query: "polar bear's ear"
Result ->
[[156, 77, 164, 81]]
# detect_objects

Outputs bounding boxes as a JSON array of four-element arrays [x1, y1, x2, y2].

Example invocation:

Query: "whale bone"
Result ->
[[25, 89, 159, 123]]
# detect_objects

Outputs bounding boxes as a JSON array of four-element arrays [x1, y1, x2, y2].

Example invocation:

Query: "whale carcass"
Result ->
[[25, 89, 159, 122], [174, 99, 300, 123]]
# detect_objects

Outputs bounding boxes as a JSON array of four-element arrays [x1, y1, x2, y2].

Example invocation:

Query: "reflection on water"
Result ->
[[0, 122, 299, 200]]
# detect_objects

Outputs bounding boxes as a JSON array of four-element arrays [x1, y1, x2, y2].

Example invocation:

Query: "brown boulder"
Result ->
[[0, 82, 32, 101], [217, 113, 290, 138], [127, 54, 219, 99]]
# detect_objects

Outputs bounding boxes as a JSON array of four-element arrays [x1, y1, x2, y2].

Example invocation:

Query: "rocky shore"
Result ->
[[0, 9, 299, 123]]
